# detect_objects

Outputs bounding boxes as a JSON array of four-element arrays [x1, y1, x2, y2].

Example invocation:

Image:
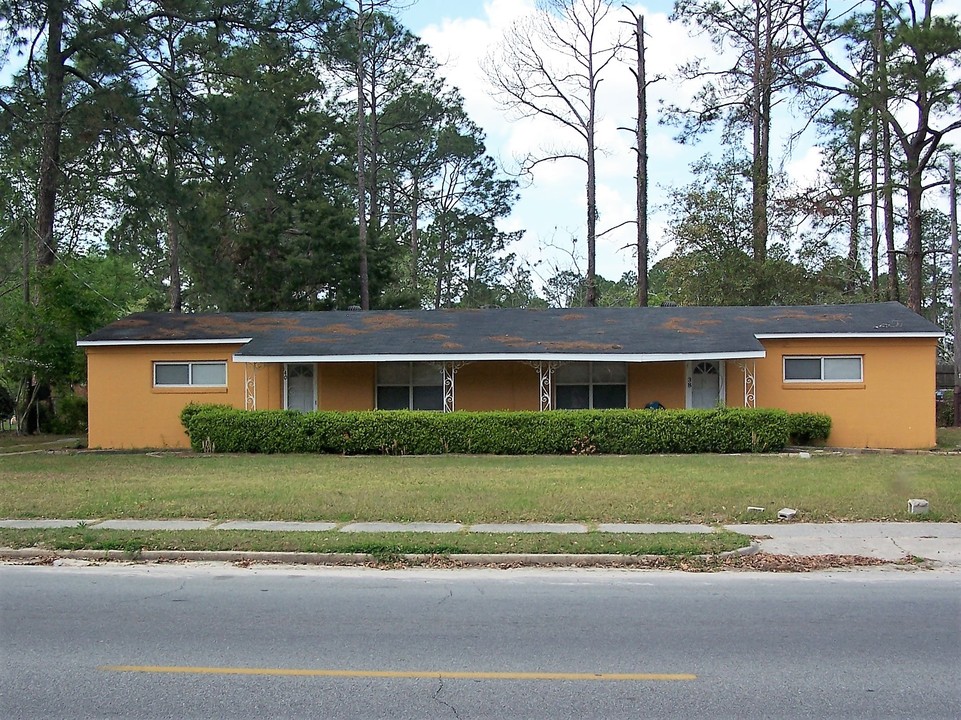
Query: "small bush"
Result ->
[[180, 405, 816, 455], [936, 392, 955, 427], [787, 412, 832, 445], [48, 392, 88, 434]]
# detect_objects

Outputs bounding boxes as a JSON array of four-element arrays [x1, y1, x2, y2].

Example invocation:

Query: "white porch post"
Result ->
[[737, 361, 756, 408], [244, 363, 258, 410], [443, 362, 459, 413], [538, 361, 555, 411]]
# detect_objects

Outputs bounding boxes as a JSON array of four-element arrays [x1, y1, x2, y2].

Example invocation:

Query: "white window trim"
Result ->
[[783, 355, 863, 383], [153, 361, 228, 388]]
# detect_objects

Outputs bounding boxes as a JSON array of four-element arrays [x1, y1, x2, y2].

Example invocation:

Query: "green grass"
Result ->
[[937, 426, 961, 450], [0, 433, 86, 452], [1, 451, 959, 524], [0, 528, 747, 557]]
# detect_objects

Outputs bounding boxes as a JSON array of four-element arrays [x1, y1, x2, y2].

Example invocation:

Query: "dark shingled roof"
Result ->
[[78, 302, 943, 361]]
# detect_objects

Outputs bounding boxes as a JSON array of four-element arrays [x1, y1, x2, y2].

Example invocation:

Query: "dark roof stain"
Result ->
[[79, 303, 942, 359]]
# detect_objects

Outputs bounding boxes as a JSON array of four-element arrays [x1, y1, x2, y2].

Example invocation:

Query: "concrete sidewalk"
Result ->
[[725, 522, 961, 565], [0, 519, 716, 534], [2, 518, 960, 565]]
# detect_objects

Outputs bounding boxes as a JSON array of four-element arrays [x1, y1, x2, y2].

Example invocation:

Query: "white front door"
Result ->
[[285, 364, 316, 412], [687, 361, 725, 409]]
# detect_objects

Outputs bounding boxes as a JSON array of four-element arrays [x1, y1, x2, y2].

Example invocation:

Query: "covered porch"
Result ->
[[238, 357, 760, 413]]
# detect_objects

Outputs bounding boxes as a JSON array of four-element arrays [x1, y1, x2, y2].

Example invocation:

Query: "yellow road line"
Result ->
[[98, 665, 695, 682]]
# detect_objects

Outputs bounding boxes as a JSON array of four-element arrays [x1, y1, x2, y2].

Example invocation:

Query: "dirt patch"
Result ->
[[659, 317, 722, 335]]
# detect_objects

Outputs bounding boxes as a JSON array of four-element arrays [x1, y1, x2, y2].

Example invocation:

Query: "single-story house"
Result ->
[[78, 302, 943, 450]]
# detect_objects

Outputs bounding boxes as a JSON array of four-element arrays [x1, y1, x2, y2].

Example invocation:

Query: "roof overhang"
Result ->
[[232, 351, 767, 364], [755, 332, 944, 339], [78, 338, 253, 347]]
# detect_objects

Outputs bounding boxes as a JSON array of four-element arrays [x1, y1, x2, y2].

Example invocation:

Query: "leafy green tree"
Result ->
[[0, 253, 159, 431], [797, 0, 961, 313], [667, 0, 813, 281], [657, 149, 852, 306], [169, 37, 362, 310]]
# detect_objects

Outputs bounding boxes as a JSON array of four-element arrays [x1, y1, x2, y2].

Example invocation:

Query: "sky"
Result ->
[[398, 0, 824, 289], [398, 0, 961, 295]]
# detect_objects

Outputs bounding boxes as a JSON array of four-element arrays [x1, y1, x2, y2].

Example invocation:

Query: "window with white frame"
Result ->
[[555, 362, 627, 409], [376, 362, 443, 410], [154, 361, 227, 387], [783, 356, 862, 382]]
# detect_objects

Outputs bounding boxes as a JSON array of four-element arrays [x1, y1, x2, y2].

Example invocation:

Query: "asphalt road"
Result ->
[[1, 563, 959, 719]]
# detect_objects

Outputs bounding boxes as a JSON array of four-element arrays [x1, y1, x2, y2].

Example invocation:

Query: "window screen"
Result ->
[[376, 363, 443, 410], [555, 362, 627, 410], [154, 362, 227, 387], [784, 356, 862, 382]]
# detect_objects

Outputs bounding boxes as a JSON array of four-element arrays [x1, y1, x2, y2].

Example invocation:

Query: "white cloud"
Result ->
[[415, 0, 707, 283], [786, 145, 824, 188]]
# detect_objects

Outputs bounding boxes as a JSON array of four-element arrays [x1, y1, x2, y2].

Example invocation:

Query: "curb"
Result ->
[[0, 542, 760, 567]]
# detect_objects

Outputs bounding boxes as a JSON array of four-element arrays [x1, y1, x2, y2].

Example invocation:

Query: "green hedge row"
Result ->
[[787, 412, 833, 445], [180, 404, 831, 455]]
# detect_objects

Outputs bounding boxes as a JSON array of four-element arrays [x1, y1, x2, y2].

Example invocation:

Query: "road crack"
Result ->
[[432, 676, 461, 719]]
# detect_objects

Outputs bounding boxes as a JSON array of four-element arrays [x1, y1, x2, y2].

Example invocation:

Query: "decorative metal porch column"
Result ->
[[531, 361, 560, 411], [442, 362, 463, 413], [737, 361, 756, 408], [243, 363, 258, 410]]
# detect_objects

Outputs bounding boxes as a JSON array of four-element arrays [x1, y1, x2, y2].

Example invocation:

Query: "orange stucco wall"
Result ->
[[319, 364, 375, 410], [629, 362, 685, 409], [85, 344, 248, 449], [455, 362, 540, 411], [754, 337, 938, 448], [86, 336, 938, 449]]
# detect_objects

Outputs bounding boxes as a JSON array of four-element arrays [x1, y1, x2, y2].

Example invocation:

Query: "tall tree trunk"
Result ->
[[744, 1, 773, 306], [875, 0, 899, 302], [166, 201, 182, 313], [870, 105, 880, 298], [410, 182, 419, 293], [367, 62, 381, 248], [356, 2, 371, 310], [586, 127, 597, 307], [165, 30, 182, 314], [950, 155, 960, 426], [882, 116, 899, 301], [750, 2, 771, 272], [632, 12, 649, 307], [26, 0, 66, 434], [36, 0, 65, 271], [434, 218, 447, 310], [847, 108, 862, 295], [585, 52, 598, 308], [904, 151, 924, 313]]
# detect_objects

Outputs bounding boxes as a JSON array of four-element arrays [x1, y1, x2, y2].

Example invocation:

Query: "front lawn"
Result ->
[[1, 451, 957, 524]]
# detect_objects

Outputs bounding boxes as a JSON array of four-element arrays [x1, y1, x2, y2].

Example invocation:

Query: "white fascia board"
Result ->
[[78, 338, 252, 347], [755, 332, 944, 339], [232, 350, 767, 364]]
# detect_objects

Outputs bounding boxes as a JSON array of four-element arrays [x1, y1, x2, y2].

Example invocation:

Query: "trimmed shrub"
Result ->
[[181, 405, 812, 455], [787, 412, 832, 445]]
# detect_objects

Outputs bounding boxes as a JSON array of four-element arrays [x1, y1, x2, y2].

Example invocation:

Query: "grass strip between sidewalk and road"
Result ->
[[0, 528, 748, 558]]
